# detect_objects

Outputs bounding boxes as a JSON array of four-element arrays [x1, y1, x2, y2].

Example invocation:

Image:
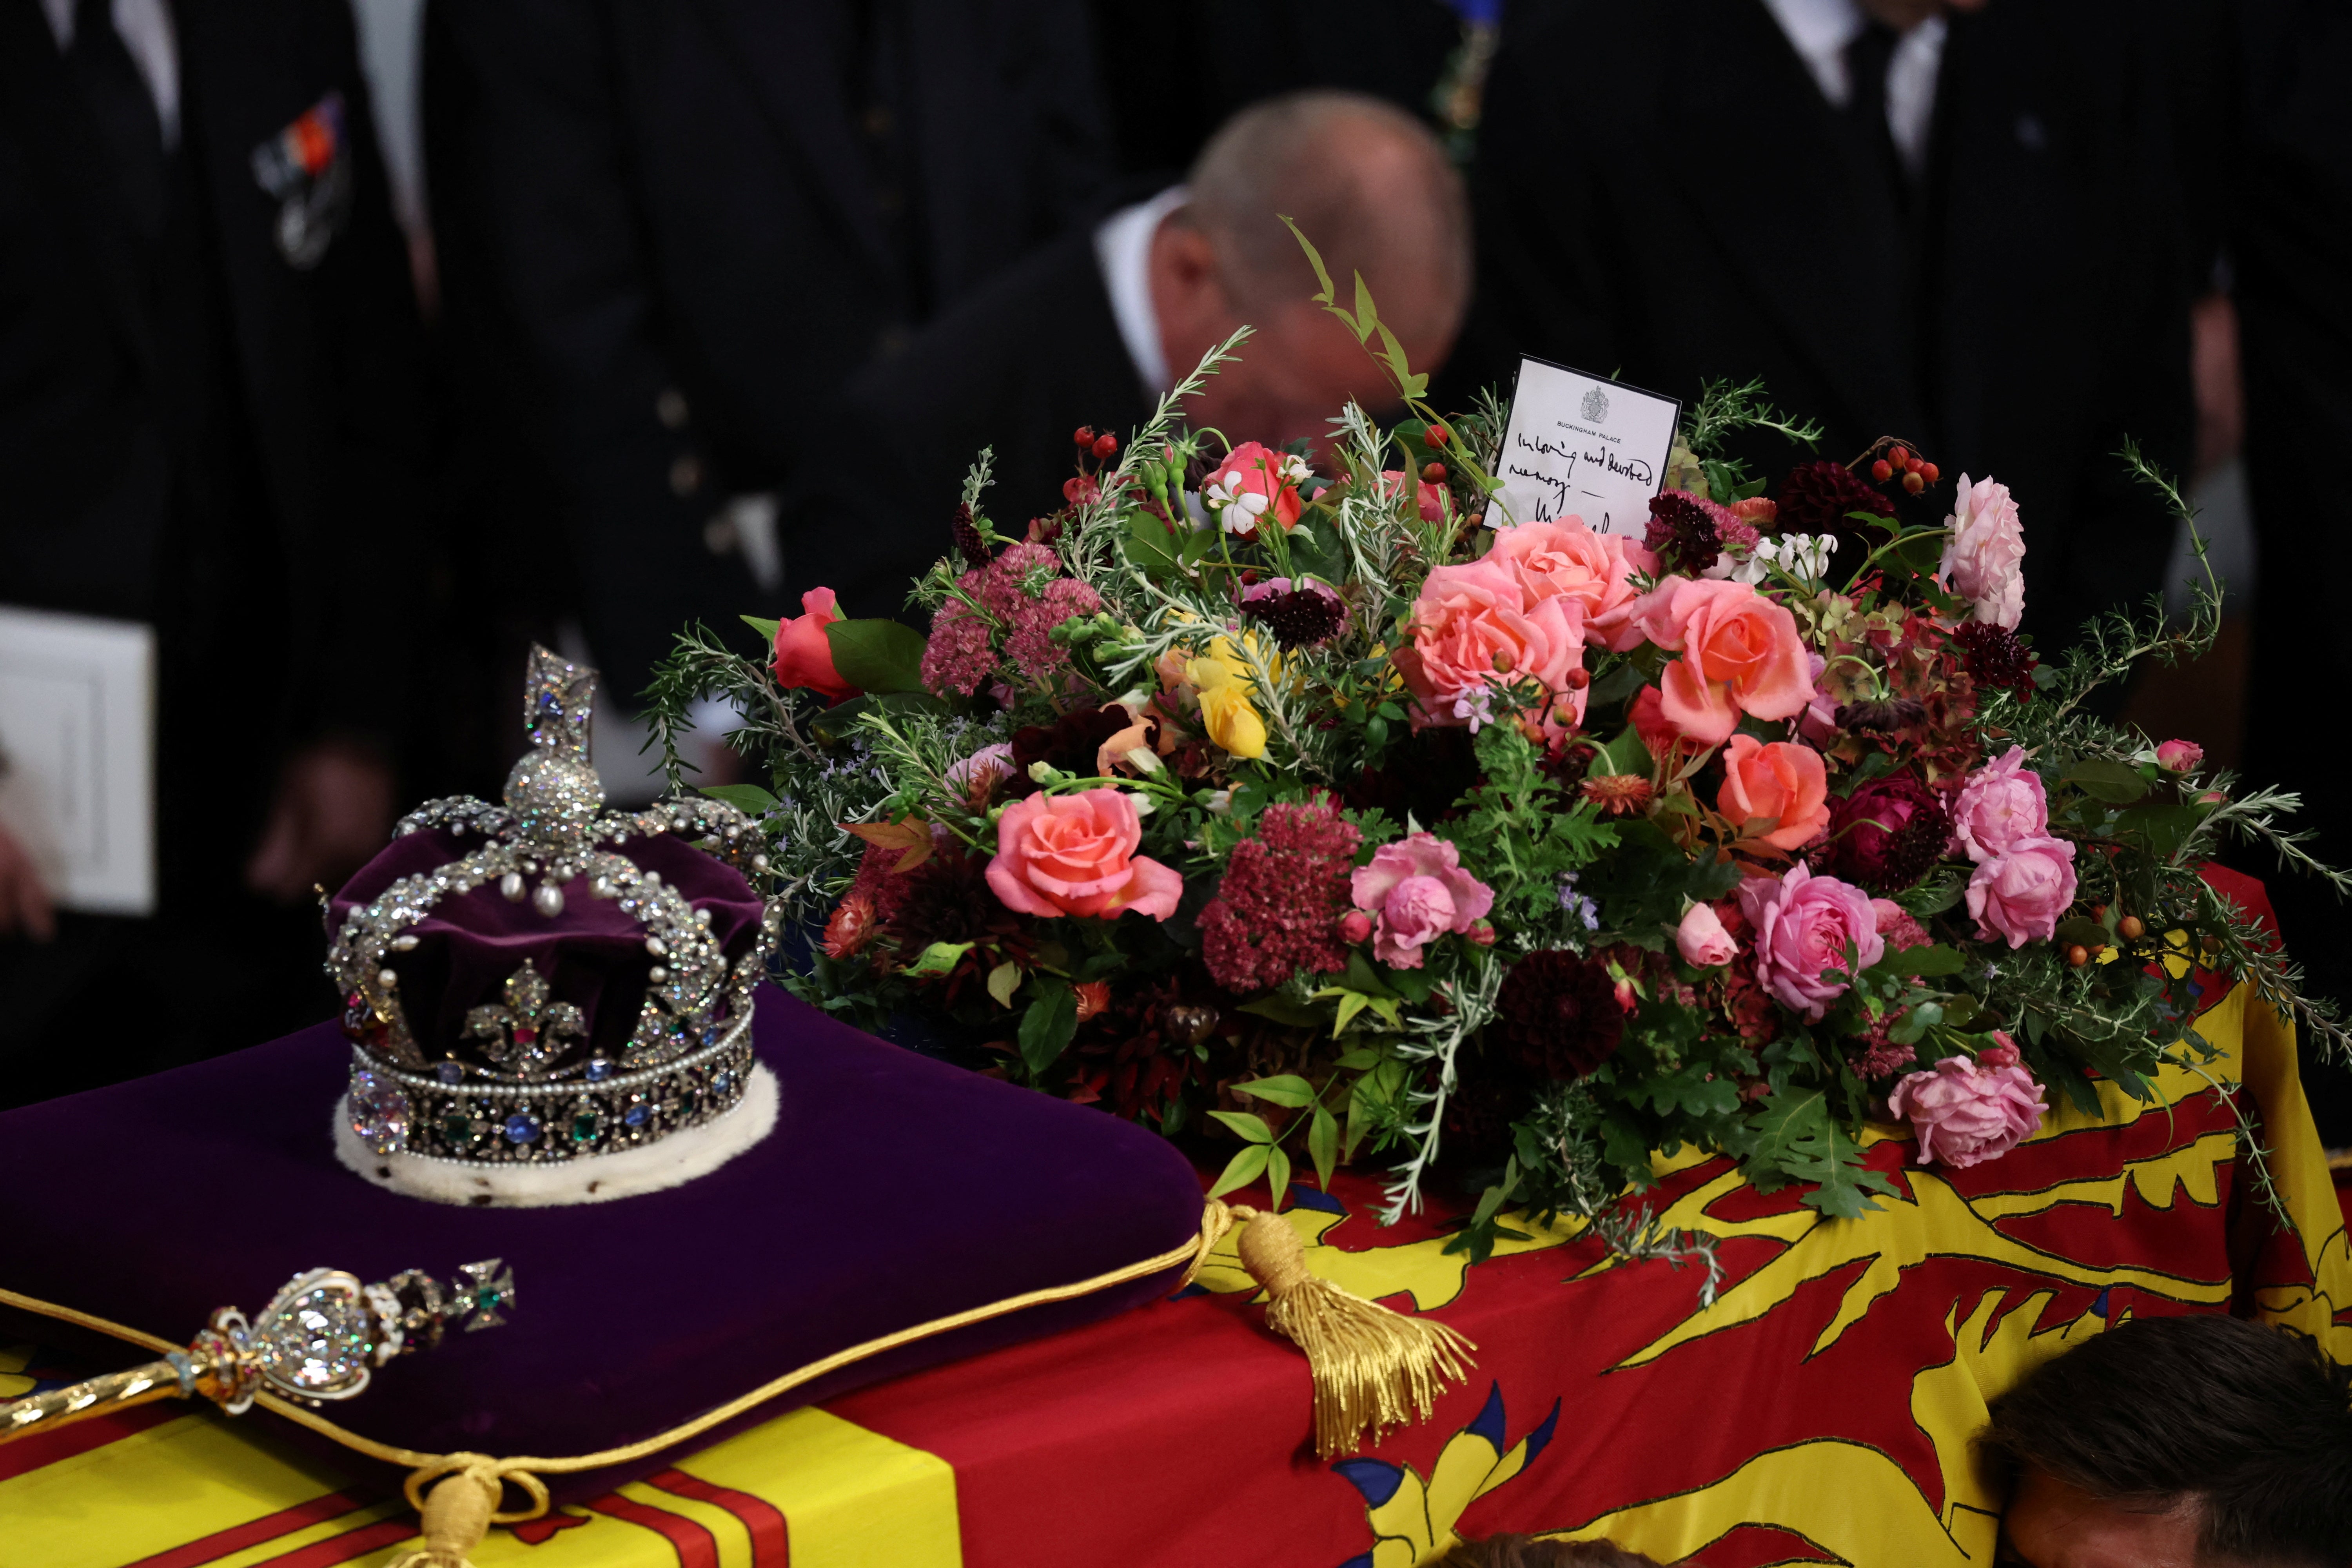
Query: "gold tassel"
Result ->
[[383, 1459, 513, 1568], [1225, 1203, 1476, 1457]]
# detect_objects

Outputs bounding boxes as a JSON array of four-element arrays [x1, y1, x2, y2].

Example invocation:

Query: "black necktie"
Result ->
[[66, 0, 168, 245], [1844, 21, 1909, 210]]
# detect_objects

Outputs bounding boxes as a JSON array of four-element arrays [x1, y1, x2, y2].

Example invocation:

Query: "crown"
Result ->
[[324, 648, 782, 1199]]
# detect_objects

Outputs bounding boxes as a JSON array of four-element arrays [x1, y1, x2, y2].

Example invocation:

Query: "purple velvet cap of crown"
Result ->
[[328, 826, 768, 1071]]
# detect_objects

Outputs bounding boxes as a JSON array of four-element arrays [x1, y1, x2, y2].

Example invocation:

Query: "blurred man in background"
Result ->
[[422, 0, 1114, 720], [786, 90, 1473, 618], [0, 0, 428, 1102], [1461, 0, 2195, 657]]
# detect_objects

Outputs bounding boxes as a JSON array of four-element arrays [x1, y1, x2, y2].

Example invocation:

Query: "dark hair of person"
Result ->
[[1978, 1314, 2352, 1564], [1443, 1535, 1664, 1568]]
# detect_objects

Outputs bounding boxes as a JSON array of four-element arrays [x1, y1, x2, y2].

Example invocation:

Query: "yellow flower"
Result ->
[[1187, 638, 1268, 760]]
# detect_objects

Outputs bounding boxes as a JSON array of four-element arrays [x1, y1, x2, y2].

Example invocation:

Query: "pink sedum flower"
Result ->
[[985, 788, 1183, 920], [1869, 898, 1931, 952], [1939, 475, 2027, 631], [1632, 576, 1812, 747], [1889, 1050, 2047, 1168], [1350, 832, 1495, 969], [2155, 738, 2204, 773], [1736, 863, 1886, 1020], [1966, 835, 2078, 948], [1485, 517, 1661, 653], [1950, 746, 2049, 861], [1675, 901, 1738, 967]]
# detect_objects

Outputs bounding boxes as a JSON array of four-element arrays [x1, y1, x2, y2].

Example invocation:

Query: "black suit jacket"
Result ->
[[0, 0, 426, 726], [1461, 0, 2195, 650], [423, 0, 1111, 693], [782, 227, 1154, 619]]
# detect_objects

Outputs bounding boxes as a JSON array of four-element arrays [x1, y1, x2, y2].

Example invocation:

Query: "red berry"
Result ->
[[1425, 423, 1451, 447], [1921, 462, 1939, 483], [1902, 470, 1926, 495], [2118, 915, 2145, 941], [1421, 462, 1447, 483], [1889, 445, 1909, 467], [1871, 459, 1894, 481], [1073, 426, 1095, 448], [1564, 665, 1591, 690], [1092, 433, 1118, 459], [1905, 457, 1925, 475], [2067, 945, 2090, 967]]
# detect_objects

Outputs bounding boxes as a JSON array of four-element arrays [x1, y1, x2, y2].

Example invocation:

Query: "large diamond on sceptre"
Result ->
[[0, 1259, 515, 1442]]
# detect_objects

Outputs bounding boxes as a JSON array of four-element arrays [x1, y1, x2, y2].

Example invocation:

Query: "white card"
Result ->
[[1492, 358, 1681, 537], [0, 606, 156, 915]]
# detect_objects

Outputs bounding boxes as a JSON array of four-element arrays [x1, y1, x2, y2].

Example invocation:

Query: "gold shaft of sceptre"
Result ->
[[0, 1356, 202, 1445]]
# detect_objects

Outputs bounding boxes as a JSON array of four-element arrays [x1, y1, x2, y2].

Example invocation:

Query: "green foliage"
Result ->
[[823, 618, 928, 695]]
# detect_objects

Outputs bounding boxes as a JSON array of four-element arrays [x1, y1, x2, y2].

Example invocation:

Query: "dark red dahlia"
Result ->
[[1833, 697, 1927, 735], [1197, 800, 1361, 992], [1241, 587, 1347, 649], [1952, 620, 2037, 693], [1493, 950, 1626, 1081], [1823, 773, 1951, 894], [874, 847, 1005, 950], [1777, 461, 1896, 579], [1644, 491, 1731, 575], [1006, 704, 1134, 792]]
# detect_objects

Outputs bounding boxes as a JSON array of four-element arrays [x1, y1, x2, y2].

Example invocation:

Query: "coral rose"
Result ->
[[1485, 517, 1660, 652], [1632, 576, 1811, 747], [1736, 862, 1885, 1020], [1675, 901, 1739, 967], [1939, 475, 2026, 630], [1350, 832, 1494, 969], [1397, 557, 1587, 731], [771, 587, 856, 701], [1950, 746, 2049, 862], [1888, 1052, 2046, 1168], [984, 788, 1183, 920], [1716, 735, 1830, 851], [2155, 738, 2204, 773], [1965, 835, 2078, 948]]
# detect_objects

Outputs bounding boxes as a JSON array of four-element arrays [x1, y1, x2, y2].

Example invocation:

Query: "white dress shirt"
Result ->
[[40, 0, 181, 149], [1092, 184, 1189, 400], [1757, 0, 1945, 177]]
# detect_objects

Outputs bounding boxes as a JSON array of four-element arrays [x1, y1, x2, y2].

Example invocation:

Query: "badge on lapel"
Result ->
[[249, 91, 351, 270]]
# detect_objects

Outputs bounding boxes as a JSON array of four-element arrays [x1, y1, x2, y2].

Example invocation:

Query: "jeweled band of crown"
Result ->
[[326, 647, 781, 1164]]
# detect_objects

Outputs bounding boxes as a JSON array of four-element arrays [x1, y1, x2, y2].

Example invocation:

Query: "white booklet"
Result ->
[[1492, 357, 1681, 538], [0, 606, 156, 915]]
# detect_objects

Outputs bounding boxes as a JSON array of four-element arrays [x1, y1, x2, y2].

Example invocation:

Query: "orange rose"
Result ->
[[984, 788, 1183, 920], [771, 587, 856, 701], [1633, 577, 1811, 746], [1717, 735, 1830, 851]]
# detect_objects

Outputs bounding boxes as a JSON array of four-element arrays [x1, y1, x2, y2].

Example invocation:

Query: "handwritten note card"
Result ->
[[0, 606, 156, 914], [1492, 358, 1681, 537]]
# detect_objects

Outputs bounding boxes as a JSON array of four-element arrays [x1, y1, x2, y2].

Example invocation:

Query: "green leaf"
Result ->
[[986, 960, 1021, 1009], [1017, 981, 1078, 1077], [1265, 1146, 1293, 1210], [1333, 1047, 1383, 1071], [740, 615, 782, 641], [824, 618, 929, 695], [1279, 214, 1339, 305], [1207, 1109, 1276, 1143], [2054, 916, 2112, 951], [699, 783, 779, 815], [1125, 509, 1183, 580], [1308, 1104, 1339, 1191], [1878, 943, 1965, 978], [1206, 1142, 1270, 1200], [1238, 994, 1330, 1028], [1232, 1074, 1317, 1109], [2063, 759, 2151, 805], [905, 940, 973, 979]]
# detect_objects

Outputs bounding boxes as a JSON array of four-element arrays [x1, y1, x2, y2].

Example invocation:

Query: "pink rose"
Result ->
[[1350, 832, 1495, 969], [1966, 835, 2078, 948], [1205, 442, 1308, 537], [1485, 518, 1661, 653], [2155, 739, 2203, 773], [944, 741, 1016, 798], [1632, 577, 1812, 747], [1950, 746, 2049, 861], [1397, 557, 1588, 731], [1938, 475, 2026, 630], [771, 587, 856, 701], [1716, 735, 1831, 851], [1379, 470, 1449, 523], [1888, 1053, 2047, 1168], [1675, 901, 1738, 967], [985, 788, 1184, 920], [1736, 863, 1886, 1020]]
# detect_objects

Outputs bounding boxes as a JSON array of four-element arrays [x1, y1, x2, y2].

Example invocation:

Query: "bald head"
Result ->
[[1149, 92, 1470, 455]]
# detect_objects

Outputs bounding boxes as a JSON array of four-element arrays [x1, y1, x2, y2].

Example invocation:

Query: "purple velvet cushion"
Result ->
[[0, 987, 1203, 1504]]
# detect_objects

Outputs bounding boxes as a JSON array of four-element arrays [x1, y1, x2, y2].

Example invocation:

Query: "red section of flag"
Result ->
[[117, 1492, 370, 1568], [0, 1400, 182, 1483], [649, 1468, 790, 1565], [592, 1492, 721, 1568], [251, 1517, 417, 1567]]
